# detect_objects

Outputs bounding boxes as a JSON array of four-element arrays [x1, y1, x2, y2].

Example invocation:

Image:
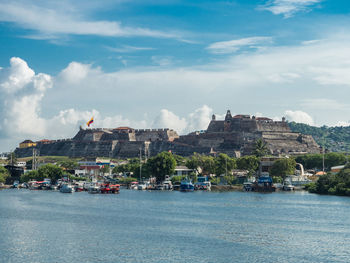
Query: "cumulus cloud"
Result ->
[[0, 57, 35, 93], [0, 57, 52, 139], [284, 110, 314, 125], [260, 0, 322, 18], [186, 105, 213, 132], [207, 37, 273, 54], [152, 109, 187, 133]]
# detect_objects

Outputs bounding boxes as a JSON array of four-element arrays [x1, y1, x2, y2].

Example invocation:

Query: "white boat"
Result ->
[[137, 184, 147, 190], [60, 184, 75, 193], [283, 180, 294, 191], [162, 180, 173, 190], [88, 185, 100, 194]]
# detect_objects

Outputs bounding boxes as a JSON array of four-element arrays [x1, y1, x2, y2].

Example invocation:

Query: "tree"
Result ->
[[325, 153, 347, 170], [253, 139, 269, 157], [201, 155, 216, 175], [173, 154, 187, 166], [0, 166, 10, 184], [186, 153, 202, 173], [20, 170, 39, 183], [270, 158, 296, 179], [215, 153, 236, 176], [236, 155, 259, 175], [37, 164, 64, 183], [147, 152, 176, 183], [100, 165, 110, 174], [57, 160, 79, 170]]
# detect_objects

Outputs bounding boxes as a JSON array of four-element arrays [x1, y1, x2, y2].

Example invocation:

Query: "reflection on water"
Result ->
[[1, 189, 350, 263]]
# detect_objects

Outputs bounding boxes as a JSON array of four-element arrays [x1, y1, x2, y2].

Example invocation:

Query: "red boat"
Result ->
[[100, 183, 120, 194]]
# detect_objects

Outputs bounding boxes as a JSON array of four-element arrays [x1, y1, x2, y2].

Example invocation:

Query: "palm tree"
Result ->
[[253, 139, 268, 157]]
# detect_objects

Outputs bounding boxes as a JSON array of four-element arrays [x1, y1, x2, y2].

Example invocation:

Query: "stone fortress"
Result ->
[[15, 110, 320, 158]]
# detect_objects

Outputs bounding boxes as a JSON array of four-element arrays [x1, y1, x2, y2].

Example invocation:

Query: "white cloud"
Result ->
[[0, 57, 35, 93], [106, 45, 155, 53], [186, 105, 213, 132], [335, 121, 350, 127], [58, 62, 98, 84], [284, 110, 314, 125], [301, 99, 349, 111], [260, 0, 322, 18], [0, 2, 181, 40], [207, 37, 273, 54], [152, 109, 187, 133]]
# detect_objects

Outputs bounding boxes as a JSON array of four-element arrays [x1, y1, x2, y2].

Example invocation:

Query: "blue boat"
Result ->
[[180, 179, 194, 192]]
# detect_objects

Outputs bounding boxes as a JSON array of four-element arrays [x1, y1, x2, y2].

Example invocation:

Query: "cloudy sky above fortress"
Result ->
[[1, 0, 350, 151]]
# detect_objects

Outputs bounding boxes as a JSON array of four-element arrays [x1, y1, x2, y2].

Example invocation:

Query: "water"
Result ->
[[1, 189, 350, 263]]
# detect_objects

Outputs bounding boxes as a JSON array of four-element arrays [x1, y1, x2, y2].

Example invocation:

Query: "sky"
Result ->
[[1, 0, 350, 152]]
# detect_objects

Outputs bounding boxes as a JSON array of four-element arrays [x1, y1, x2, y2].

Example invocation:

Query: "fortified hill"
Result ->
[[15, 110, 320, 158]]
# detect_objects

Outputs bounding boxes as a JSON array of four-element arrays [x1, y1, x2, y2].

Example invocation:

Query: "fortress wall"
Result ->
[[113, 141, 145, 158], [135, 129, 178, 142], [207, 120, 224, 133], [256, 121, 290, 132]]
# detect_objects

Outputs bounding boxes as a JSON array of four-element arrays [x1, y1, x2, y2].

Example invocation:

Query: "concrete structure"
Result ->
[[14, 110, 320, 158], [19, 140, 37, 148]]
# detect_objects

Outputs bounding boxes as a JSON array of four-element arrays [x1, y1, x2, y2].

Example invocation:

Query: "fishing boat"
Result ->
[[180, 178, 194, 192], [251, 175, 276, 192]]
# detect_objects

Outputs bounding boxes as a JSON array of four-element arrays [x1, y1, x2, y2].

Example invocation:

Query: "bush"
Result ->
[[209, 176, 220, 185]]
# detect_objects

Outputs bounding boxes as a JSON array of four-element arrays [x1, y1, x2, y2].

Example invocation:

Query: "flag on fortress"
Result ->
[[87, 117, 94, 127]]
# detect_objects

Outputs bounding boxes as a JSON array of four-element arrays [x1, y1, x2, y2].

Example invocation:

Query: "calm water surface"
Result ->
[[1, 189, 350, 263]]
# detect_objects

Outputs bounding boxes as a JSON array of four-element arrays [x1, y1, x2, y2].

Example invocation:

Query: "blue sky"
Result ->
[[1, 0, 350, 151]]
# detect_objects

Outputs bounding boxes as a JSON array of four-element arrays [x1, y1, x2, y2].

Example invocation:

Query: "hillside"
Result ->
[[288, 122, 350, 152]]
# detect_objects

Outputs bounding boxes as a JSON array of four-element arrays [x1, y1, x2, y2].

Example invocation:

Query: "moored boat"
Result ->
[[180, 179, 194, 192], [59, 184, 75, 193], [251, 176, 276, 192]]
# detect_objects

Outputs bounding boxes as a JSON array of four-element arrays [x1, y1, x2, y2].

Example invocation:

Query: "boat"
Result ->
[[100, 183, 120, 194], [88, 185, 100, 194], [180, 178, 194, 192], [12, 180, 19, 188], [162, 180, 173, 190], [137, 183, 147, 190], [129, 181, 138, 190], [194, 176, 211, 191], [59, 184, 75, 193], [282, 179, 294, 191], [251, 176, 276, 192], [243, 181, 253, 191]]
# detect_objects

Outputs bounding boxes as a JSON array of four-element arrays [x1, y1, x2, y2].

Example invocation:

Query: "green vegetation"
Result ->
[[57, 160, 79, 170], [147, 152, 176, 183], [214, 153, 236, 176], [295, 153, 347, 170], [289, 122, 350, 152], [308, 165, 350, 196], [20, 164, 64, 183], [270, 158, 296, 179], [116, 177, 138, 185], [253, 138, 269, 157], [236, 155, 259, 175], [0, 166, 10, 184]]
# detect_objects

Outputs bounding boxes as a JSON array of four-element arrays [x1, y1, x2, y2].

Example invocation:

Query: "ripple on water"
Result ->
[[1, 189, 350, 263]]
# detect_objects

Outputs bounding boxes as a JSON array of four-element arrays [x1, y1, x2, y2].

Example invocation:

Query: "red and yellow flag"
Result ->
[[86, 117, 94, 127]]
